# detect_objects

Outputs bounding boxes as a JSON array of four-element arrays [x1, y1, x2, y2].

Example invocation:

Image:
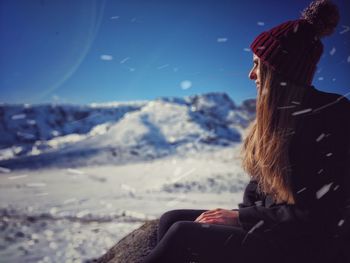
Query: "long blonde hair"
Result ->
[[242, 60, 308, 204]]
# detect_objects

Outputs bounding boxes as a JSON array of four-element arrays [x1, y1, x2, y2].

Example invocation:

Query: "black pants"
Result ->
[[142, 209, 281, 263]]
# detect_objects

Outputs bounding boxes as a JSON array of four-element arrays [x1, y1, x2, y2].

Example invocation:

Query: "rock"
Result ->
[[94, 219, 159, 263]]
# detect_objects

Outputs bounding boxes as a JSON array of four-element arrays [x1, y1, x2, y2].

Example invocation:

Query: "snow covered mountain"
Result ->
[[0, 93, 255, 169]]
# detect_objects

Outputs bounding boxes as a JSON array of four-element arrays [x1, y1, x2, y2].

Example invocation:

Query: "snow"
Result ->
[[100, 54, 113, 61], [0, 146, 248, 262], [329, 47, 336, 56], [217, 38, 228, 43], [339, 25, 350, 34], [291, 108, 312, 116], [0, 92, 255, 262], [316, 133, 325, 142], [180, 80, 192, 90], [120, 57, 130, 64], [316, 182, 333, 199], [157, 64, 169, 70]]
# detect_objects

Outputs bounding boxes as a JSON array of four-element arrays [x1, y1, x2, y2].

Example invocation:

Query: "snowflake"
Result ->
[[338, 219, 345, 227], [180, 80, 192, 90], [316, 182, 333, 199], [292, 108, 312, 116], [297, 187, 307, 194], [217, 38, 228, 43], [100, 55, 113, 61], [315, 133, 325, 142], [339, 25, 350, 34], [120, 57, 130, 64]]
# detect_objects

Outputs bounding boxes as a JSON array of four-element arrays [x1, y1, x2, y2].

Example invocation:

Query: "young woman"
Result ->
[[143, 1, 350, 262]]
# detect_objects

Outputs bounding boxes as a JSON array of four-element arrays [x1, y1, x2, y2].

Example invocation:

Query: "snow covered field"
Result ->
[[0, 93, 254, 262], [0, 146, 248, 263]]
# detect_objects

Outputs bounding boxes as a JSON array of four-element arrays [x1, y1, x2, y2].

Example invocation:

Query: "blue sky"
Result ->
[[1, 0, 349, 105]]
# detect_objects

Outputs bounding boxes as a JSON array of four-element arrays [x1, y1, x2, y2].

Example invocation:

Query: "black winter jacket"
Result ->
[[238, 86, 350, 244]]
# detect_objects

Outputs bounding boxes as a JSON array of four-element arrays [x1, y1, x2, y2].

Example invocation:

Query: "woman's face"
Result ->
[[248, 54, 261, 89]]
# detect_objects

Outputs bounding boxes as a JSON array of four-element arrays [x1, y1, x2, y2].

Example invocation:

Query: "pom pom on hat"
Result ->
[[300, 0, 340, 37]]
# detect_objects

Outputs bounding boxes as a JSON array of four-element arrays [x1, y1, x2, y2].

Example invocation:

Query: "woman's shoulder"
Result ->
[[306, 86, 350, 115]]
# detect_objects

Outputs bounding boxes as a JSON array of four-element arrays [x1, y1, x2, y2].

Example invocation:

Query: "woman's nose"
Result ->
[[248, 68, 256, 80]]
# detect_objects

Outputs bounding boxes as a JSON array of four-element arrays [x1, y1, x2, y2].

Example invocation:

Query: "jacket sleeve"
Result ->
[[238, 180, 262, 208]]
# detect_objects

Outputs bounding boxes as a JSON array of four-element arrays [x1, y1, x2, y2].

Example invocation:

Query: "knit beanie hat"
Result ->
[[250, 0, 340, 86]]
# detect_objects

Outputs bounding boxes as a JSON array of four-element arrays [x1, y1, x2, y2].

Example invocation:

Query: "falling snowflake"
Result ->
[[157, 64, 169, 70], [339, 25, 350, 34], [27, 119, 36, 125], [277, 105, 296, 110], [257, 21, 265, 26], [329, 47, 336, 56], [316, 182, 333, 199], [316, 133, 325, 142], [317, 168, 324, 174], [326, 152, 333, 157], [280, 82, 287, 86], [347, 56, 350, 63], [120, 57, 130, 64], [292, 108, 312, 116], [254, 201, 263, 206], [333, 185, 340, 191], [332, 78, 336, 82], [243, 48, 251, 52], [293, 23, 299, 33], [248, 220, 264, 233], [217, 38, 228, 43], [100, 55, 113, 61], [338, 219, 345, 227], [110, 16, 120, 20], [180, 80, 192, 90], [318, 77, 324, 81], [297, 187, 307, 194], [11, 114, 26, 120]]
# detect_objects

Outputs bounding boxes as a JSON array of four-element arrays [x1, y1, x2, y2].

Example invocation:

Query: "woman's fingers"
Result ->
[[195, 209, 224, 221], [195, 209, 240, 226]]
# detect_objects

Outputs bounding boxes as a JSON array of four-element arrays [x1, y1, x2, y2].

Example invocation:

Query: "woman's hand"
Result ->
[[194, 208, 241, 226]]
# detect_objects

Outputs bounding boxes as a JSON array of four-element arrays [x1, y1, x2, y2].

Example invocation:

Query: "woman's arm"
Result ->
[[194, 180, 263, 226], [238, 179, 263, 209]]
